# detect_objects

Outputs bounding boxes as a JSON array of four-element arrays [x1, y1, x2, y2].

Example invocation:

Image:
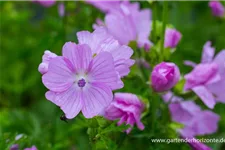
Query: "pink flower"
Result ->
[[104, 93, 145, 134], [38, 50, 57, 74], [86, 0, 122, 13], [184, 41, 225, 109], [33, 0, 56, 7], [77, 27, 134, 77], [90, 1, 152, 50], [42, 43, 124, 119], [151, 62, 180, 92], [164, 28, 182, 48], [24, 146, 38, 150], [169, 100, 220, 138], [209, 0, 225, 17]]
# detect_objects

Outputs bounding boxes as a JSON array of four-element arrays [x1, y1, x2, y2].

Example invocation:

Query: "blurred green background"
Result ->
[[0, 1, 225, 150]]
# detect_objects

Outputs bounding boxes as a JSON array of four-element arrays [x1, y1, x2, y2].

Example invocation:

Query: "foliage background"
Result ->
[[0, 1, 225, 150]]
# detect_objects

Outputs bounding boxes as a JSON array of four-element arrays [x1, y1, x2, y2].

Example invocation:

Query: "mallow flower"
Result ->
[[77, 27, 134, 77], [164, 28, 182, 48], [104, 93, 145, 134], [151, 62, 180, 92], [209, 0, 225, 17], [33, 0, 56, 7], [41, 42, 124, 119], [184, 41, 225, 109], [89, 0, 152, 51], [39, 28, 134, 77], [162, 93, 216, 150], [169, 100, 220, 138]]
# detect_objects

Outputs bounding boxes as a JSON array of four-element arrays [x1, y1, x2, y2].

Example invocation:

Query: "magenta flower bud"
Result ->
[[209, 0, 225, 17], [151, 62, 180, 92], [164, 28, 182, 48], [104, 93, 145, 134]]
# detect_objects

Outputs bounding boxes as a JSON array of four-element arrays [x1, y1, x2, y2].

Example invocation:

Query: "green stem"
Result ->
[[160, 1, 168, 61]]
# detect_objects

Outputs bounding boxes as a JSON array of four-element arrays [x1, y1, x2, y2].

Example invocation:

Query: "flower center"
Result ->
[[78, 78, 86, 87]]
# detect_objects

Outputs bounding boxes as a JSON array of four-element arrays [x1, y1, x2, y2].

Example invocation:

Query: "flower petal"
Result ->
[[111, 45, 134, 77], [201, 41, 215, 63], [62, 42, 92, 72], [183, 60, 197, 68], [45, 87, 82, 119], [89, 52, 123, 90], [77, 27, 120, 55], [105, 12, 136, 45], [213, 50, 225, 77], [192, 86, 216, 109], [82, 83, 113, 118], [191, 110, 220, 136], [42, 57, 74, 92]]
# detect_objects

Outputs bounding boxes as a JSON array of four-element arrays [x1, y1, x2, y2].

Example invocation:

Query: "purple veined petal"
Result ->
[[191, 110, 220, 136], [201, 41, 215, 63], [133, 112, 145, 130], [205, 72, 221, 85], [45, 87, 82, 119], [179, 126, 196, 138], [213, 50, 225, 77], [136, 9, 152, 49], [104, 102, 124, 120], [117, 114, 128, 126], [114, 93, 143, 108], [125, 114, 136, 134], [105, 12, 136, 45], [184, 63, 219, 90], [77, 27, 120, 55], [192, 86, 216, 109], [169, 103, 194, 125], [88, 52, 123, 90], [81, 83, 113, 118], [42, 56, 74, 92], [184, 60, 197, 68], [110, 45, 134, 77], [207, 79, 225, 103], [62, 42, 92, 72]]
